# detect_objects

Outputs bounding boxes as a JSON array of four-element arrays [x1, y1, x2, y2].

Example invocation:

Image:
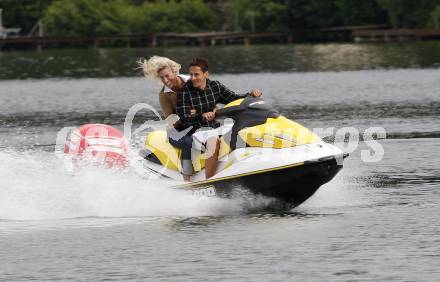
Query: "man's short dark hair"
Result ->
[[189, 58, 209, 72]]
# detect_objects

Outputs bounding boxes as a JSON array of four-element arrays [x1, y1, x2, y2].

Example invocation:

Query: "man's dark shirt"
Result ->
[[176, 79, 247, 133]]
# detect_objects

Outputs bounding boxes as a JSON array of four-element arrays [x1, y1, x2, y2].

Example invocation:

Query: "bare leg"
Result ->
[[205, 137, 220, 179]]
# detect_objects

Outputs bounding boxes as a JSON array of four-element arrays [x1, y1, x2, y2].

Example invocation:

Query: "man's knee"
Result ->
[[206, 136, 219, 145], [206, 136, 220, 154]]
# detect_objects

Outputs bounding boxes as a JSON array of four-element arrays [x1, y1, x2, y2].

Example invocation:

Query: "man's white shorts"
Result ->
[[192, 124, 233, 152]]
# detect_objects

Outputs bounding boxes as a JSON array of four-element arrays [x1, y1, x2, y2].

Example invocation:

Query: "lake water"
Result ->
[[1, 43, 440, 281]]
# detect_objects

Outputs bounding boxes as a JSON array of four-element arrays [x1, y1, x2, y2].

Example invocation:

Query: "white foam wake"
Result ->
[[0, 150, 257, 221], [0, 149, 363, 221]]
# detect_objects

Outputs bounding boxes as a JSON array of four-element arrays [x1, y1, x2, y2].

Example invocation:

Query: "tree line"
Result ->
[[1, 0, 440, 36]]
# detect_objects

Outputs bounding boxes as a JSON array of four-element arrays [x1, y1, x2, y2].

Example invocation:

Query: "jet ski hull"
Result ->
[[178, 156, 343, 206]]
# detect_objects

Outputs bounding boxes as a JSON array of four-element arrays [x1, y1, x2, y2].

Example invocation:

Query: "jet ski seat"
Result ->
[[144, 130, 232, 173]]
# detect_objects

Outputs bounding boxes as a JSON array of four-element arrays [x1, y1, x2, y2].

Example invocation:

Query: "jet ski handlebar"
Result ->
[[215, 104, 246, 118], [215, 97, 280, 119]]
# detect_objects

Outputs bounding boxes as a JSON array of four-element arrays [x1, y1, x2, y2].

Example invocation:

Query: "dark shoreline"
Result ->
[[2, 28, 440, 52]]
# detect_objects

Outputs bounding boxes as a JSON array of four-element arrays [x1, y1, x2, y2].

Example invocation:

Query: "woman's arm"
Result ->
[[158, 91, 175, 118]]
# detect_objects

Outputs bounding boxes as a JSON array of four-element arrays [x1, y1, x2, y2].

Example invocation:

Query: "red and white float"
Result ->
[[64, 124, 128, 168]]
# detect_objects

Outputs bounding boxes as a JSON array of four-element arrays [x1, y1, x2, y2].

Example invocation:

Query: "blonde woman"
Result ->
[[139, 56, 190, 118], [139, 56, 193, 181]]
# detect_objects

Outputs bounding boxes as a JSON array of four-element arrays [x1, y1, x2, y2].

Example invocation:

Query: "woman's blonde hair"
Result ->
[[138, 56, 181, 80]]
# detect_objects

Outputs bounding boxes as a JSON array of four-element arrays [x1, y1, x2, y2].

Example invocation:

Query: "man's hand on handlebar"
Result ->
[[249, 89, 263, 97]]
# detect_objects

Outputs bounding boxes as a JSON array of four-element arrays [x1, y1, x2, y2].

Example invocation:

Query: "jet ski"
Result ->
[[141, 97, 348, 206]]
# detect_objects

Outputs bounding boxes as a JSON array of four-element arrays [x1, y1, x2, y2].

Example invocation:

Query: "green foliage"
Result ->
[[376, 0, 440, 28], [140, 0, 219, 32], [431, 5, 440, 28], [42, 0, 219, 36], [0, 0, 54, 33], [225, 0, 438, 31], [43, 0, 130, 36], [2, 0, 440, 37], [290, 0, 340, 28], [228, 0, 289, 32], [276, 0, 342, 30], [334, 0, 387, 26]]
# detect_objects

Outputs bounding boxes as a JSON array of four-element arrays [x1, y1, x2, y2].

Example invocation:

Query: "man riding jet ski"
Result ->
[[141, 96, 347, 206]]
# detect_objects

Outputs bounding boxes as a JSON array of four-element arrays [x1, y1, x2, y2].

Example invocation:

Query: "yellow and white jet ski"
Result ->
[[141, 97, 347, 206]]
